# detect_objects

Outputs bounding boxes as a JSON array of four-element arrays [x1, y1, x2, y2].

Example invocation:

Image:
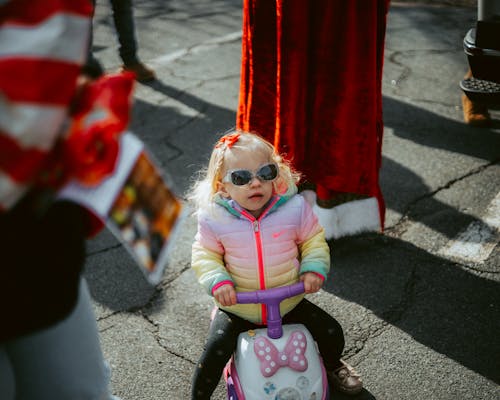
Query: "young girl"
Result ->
[[190, 131, 362, 398]]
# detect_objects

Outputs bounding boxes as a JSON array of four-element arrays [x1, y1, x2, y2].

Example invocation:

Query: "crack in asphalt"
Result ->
[[382, 266, 419, 324], [354, 194, 492, 367], [347, 162, 499, 357], [140, 310, 196, 365], [97, 310, 121, 322], [455, 262, 499, 275], [161, 139, 184, 162], [110, 263, 197, 363], [387, 50, 412, 87], [343, 265, 420, 360], [343, 318, 391, 359], [87, 243, 123, 257], [95, 294, 196, 365], [151, 31, 241, 66], [386, 49, 460, 88], [385, 159, 500, 235]]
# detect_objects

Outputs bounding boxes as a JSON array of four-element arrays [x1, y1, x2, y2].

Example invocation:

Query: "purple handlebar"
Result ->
[[236, 282, 305, 339]]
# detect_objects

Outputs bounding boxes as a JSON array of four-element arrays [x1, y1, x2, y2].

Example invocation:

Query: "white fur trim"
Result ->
[[301, 191, 381, 240]]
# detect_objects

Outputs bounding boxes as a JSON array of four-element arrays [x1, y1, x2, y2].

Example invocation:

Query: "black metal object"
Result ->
[[460, 76, 500, 105], [460, 2, 500, 107]]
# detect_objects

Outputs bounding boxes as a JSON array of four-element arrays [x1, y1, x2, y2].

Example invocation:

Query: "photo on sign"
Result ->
[[108, 152, 183, 277]]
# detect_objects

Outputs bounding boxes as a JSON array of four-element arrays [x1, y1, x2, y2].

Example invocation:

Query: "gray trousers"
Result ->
[[0, 279, 118, 400]]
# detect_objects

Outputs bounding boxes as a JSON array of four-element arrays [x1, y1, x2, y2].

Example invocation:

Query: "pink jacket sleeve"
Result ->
[[191, 213, 234, 295]]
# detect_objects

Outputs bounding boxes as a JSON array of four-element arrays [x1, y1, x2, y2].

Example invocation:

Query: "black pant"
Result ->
[[191, 299, 344, 399], [0, 192, 85, 342]]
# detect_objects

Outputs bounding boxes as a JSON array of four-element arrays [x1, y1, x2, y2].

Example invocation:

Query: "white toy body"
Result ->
[[226, 323, 329, 400]]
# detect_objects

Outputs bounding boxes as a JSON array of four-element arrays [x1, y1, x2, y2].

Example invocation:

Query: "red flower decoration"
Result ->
[[215, 132, 241, 149], [62, 72, 135, 186]]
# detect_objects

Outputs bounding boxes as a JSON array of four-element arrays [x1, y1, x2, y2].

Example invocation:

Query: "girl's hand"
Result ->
[[214, 284, 237, 306], [300, 272, 323, 294]]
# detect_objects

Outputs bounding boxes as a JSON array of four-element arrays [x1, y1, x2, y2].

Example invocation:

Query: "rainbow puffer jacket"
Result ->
[[191, 187, 330, 324]]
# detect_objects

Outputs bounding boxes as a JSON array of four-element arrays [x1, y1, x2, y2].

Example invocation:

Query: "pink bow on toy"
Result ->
[[254, 331, 308, 377]]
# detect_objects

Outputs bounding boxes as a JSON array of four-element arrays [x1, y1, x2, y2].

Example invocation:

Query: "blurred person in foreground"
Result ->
[[0, 1, 133, 398]]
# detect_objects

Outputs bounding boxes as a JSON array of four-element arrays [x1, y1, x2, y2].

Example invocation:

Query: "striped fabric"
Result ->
[[0, 0, 93, 211]]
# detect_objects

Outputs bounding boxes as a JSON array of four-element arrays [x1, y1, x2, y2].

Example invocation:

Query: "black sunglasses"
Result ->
[[223, 163, 279, 186]]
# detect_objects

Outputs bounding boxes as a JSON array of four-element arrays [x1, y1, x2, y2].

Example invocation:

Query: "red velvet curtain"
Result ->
[[237, 0, 389, 225]]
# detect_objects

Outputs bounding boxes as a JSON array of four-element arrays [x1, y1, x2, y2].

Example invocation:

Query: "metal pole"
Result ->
[[478, 0, 500, 20]]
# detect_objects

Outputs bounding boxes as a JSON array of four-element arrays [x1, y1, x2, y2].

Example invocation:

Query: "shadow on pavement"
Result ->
[[381, 95, 500, 239], [381, 156, 480, 237], [86, 77, 236, 311], [332, 388, 376, 400], [324, 233, 500, 384], [134, 79, 238, 193], [383, 96, 500, 161]]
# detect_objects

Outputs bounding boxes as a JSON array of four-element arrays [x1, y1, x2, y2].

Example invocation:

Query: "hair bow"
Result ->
[[215, 132, 240, 149], [254, 331, 308, 377]]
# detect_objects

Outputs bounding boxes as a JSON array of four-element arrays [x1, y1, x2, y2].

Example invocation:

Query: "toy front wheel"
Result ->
[[226, 378, 239, 400], [224, 359, 242, 400]]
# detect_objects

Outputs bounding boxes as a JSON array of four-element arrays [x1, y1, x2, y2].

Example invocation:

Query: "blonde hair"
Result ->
[[189, 130, 300, 212]]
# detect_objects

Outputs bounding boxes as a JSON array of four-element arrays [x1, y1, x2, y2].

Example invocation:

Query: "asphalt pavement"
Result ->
[[87, 1, 500, 399]]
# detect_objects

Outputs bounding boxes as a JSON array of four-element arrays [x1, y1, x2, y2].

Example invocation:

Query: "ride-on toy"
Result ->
[[223, 282, 329, 400]]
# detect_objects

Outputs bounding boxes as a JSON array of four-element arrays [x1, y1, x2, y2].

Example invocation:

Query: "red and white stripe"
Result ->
[[0, 0, 92, 211]]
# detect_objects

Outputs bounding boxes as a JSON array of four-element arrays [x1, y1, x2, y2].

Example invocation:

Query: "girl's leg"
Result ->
[[4, 278, 117, 400], [191, 309, 254, 400], [284, 299, 345, 370]]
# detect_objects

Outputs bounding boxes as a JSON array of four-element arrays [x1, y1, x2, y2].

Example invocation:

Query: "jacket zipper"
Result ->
[[238, 197, 279, 324], [253, 218, 267, 323]]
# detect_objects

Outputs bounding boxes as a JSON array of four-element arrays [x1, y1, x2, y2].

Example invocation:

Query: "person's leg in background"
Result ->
[[462, 68, 491, 127], [85, 0, 105, 79], [1, 279, 119, 400], [110, 0, 156, 82]]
